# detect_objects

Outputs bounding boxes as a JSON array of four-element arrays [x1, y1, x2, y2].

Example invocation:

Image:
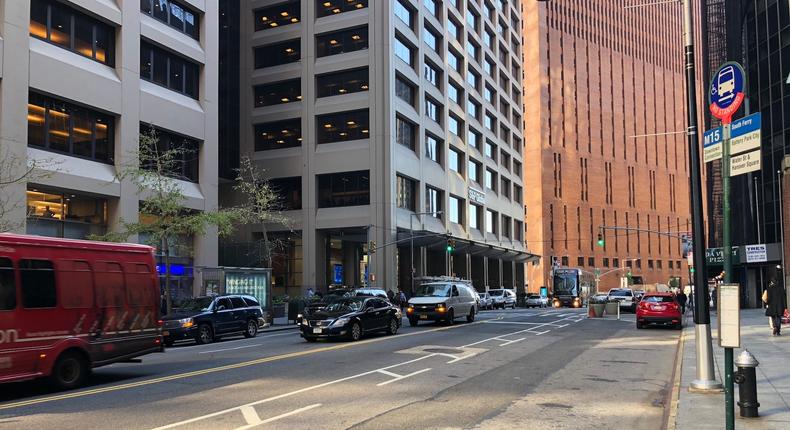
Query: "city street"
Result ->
[[0, 309, 680, 429]]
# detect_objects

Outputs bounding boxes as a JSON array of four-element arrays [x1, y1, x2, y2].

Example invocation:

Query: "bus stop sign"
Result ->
[[709, 62, 745, 124]]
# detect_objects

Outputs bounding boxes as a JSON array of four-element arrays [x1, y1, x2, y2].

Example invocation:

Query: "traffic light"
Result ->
[[446, 238, 456, 253], [690, 267, 696, 274], [597, 232, 605, 247]]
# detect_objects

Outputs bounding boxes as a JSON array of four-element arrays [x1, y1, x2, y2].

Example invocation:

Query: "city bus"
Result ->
[[0, 234, 163, 389], [551, 268, 596, 308]]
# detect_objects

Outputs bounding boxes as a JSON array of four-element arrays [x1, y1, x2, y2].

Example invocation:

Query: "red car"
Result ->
[[636, 292, 682, 330]]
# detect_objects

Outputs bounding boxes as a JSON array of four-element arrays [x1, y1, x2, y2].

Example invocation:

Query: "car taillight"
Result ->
[[157, 319, 164, 326], [639, 302, 649, 309], [670, 303, 680, 310]]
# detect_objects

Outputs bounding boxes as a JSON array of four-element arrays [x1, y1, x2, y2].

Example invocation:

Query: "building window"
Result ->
[[469, 203, 481, 230], [254, 39, 301, 68], [486, 209, 497, 234], [514, 220, 523, 241], [448, 18, 460, 41], [484, 111, 496, 131], [514, 184, 522, 203], [502, 215, 511, 239], [254, 118, 302, 151], [317, 0, 368, 18], [426, 186, 442, 216], [424, 0, 440, 17], [254, 1, 300, 31], [448, 81, 463, 104], [394, 36, 414, 67], [484, 85, 494, 103], [485, 168, 497, 191], [140, 41, 199, 99], [396, 116, 416, 150], [466, 69, 480, 91], [316, 68, 369, 98], [30, 0, 115, 66], [316, 109, 370, 144], [425, 97, 442, 124], [28, 92, 114, 163], [426, 133, 441, 164], [396, 175, 417, 211], [468, 128, 481, 149], [394, 0, 414, 29], [141, 0, 199, 39], [424, 61, 441, 88], [395, 75, 416, 106], [254, 79, 301, 107], [484, 57, 495, 76], [501, 178, 511, 199], [449, 195, 463, 224], [468, 158, 480, 183], [449, 147, 463, 175], [269, 176, 302, 210], [26, 188, 107, 239], [466, 8, 479, 32], [423, 25, 441, 53], [467, 98, 480, 120], [485, 140, 496, 159], [578, 257, 585, 267], [484, 28, 494, 49], [317, 170, 370, 208], [140, 125, 200, 182], [467, 39, 480, 61], [449, 114, 463, 136], [513, 160, 522, 177], [317, 26, 369, 58]]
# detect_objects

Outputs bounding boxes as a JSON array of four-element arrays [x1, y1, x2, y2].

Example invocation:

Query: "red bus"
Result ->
[[0, 234, 163, 389]]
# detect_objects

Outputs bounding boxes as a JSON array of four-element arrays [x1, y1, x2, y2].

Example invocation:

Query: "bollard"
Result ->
[[734, 349, 760, 418]]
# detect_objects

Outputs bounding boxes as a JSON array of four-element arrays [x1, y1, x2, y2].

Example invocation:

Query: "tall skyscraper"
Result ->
[[221, 0, 533, 294], [523, 0, 693, 292], [0, 0, 220, 300]]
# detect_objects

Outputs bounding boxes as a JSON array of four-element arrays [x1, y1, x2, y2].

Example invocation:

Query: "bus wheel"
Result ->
[[51, 351, 90, 390], [195, 324, 214, 344]]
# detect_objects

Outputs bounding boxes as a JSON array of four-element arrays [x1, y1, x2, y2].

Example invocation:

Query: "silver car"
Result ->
[[525, 294, 548, 308], [476, 292, 493, 310]]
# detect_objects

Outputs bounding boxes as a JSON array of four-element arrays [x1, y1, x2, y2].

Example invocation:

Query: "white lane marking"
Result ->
[[498, 337, 525, 346], [376, 368, 432, 387], [235, 404, 322, 430], [375, 369, 402, 378], [463, 315, 583, 348], [151, 356, 434, 430], [482, 321, 546, 325], [240, 405, 261, 425], [531, 330, 550, 336]]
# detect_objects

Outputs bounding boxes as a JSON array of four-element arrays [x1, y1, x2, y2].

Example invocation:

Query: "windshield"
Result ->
[[553, 274, 578, 296], [489, 290, 504, 296], [415, 284, 451, 297], [323, 299, 363, 313], [609, 290, 633, 297], [177, 297, 214, 311]]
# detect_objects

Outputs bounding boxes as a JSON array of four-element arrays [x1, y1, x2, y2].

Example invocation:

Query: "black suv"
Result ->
[[162, 295, 265, 346]]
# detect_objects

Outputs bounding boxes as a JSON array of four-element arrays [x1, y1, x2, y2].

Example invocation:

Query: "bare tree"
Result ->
[[0, 146, 57, 233]]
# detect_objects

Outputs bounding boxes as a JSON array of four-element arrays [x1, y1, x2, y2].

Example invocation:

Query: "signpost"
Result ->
[[709, 61, 747, 430], [718, 284, 741, 349], [703, 112, 762, 165]]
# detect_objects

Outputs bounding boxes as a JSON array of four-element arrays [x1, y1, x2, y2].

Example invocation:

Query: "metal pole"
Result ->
[[722, 124, 735, 430], [778, 170, 786, 285], [683, 0, 722, 391], [410, 215, 415, 296]]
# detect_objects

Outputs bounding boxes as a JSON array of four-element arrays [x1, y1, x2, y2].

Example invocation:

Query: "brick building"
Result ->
[[522, 1, 698, 293]]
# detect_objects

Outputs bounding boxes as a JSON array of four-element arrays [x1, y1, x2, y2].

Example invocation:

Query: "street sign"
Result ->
[[703, 127, 723, 162], [710, 62, 746, 124], [717, 284, 741, 348], [745, 244, 768, 263], [730, 113, 761, 155], [730, 149, 761, 177], [706, 247, 740, 265], [468, 188, 486, 205]]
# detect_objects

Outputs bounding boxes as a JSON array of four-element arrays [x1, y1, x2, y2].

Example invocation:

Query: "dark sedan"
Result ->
[[300, 297, 401, 342], [161, 295, 266, 346]]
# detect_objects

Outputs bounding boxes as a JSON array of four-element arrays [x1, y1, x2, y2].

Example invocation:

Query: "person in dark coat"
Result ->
[[676, 291, 688, 314], [763, 280, 788, 336]]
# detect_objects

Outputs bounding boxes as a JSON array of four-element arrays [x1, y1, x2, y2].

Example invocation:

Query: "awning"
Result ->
[[395, 229, 540, 263]]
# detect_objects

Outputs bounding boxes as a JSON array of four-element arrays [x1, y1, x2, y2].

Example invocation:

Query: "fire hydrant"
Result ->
[[734, 349, 760, 418]]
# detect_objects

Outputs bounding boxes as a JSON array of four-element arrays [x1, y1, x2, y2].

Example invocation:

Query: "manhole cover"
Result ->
[[423, 348, 465, 354]]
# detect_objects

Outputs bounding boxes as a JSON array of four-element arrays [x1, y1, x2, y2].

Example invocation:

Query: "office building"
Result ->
[[220, 0, 533, 294], [0, 0, 220, 300]]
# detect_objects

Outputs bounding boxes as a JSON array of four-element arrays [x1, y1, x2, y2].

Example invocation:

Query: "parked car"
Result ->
[[636, 292, 683, 330], [477, 292, 493, 310], [351, 288, 389, 299], [607, 288, 637, 312], [489, 289, 517, 309], [407, 281, 478, 326], [525, 294, 549, 308], [590, 293, 610, 304], [300, 297, 400, 342], [162, 295, 265, 346]]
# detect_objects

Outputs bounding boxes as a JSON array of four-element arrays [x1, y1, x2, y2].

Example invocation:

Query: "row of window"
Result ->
[[254, 0, 368, 32], [140, 41, 200, 99], [254, 68, 368, 108], [566, 256, 686, 271], [395, 176, 523, 241], [254, 26, 368, 69], [254, 109, 369, 151], [141, 0, 200, 39]]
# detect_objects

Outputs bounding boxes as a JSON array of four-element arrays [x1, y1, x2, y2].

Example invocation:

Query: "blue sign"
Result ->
[[709, 62, 746, 122], [540, 287, 548, 298], [731, 113, 761, 138], [333, 264, 344, 284], [703, 127, 723, 148]]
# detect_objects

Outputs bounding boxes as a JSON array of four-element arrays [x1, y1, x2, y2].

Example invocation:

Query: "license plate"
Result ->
[[654, 306, 666, 311], [162, 330, 169, 336], [419, 314, 428, 319], [312, 328, 322, 334]]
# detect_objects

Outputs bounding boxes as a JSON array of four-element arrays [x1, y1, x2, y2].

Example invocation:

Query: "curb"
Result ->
[[665, 312, 690, 430]]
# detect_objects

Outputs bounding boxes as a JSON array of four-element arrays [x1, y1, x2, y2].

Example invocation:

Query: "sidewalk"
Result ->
[[674, 309, 790, 429]]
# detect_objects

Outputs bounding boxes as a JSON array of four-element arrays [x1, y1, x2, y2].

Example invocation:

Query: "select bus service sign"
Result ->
[[709, 62, 746, 124]]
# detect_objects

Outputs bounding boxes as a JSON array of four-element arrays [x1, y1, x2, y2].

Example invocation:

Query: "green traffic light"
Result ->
[[597, 239, 604, 246], [690, 267, 696, 273], [446, 245, 453, 252]]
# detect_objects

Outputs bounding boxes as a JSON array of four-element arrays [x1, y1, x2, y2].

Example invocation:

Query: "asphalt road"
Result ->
[[0, 308, 680, 429]]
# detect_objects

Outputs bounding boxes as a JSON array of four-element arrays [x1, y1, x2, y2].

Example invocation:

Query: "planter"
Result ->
[[605, 301, 620, 316], [589, 303, 605, 318], [271, 304, 286, 318]]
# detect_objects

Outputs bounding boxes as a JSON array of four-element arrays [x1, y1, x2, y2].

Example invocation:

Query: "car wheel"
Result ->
[[349, 322, 362, 341], [195, 324, 214, 345], [636, 321, 644, 329], [445, 309, 455, 325], [243, 319, 258, 338], [387, 318, 399, 335], [304, 336, 317, 342], [164, 340, 175, 347], [466, 308, 475, 323], [408, 318, 418, 327], [51, 351, 90, 390], [674, 322, 683, 330]]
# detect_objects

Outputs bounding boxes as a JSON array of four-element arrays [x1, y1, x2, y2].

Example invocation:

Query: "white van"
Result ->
[[407, 281, 478, 326]]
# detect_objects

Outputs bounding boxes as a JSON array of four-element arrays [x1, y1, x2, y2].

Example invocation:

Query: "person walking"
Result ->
[[762, 280, 788, 336], [398, 290, 407, 312], [676, 290, 688, 314]]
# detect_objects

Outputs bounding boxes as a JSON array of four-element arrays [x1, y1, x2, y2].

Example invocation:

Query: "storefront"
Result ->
[[198, 267, 272, 311]]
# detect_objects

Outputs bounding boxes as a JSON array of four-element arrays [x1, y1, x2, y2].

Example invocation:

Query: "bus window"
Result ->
[[95, 262, 125, 307], [19, 259, 57, 308], [126, 263, 152, 306], [58, 260, 94, 309], [0, 258, 16, 311]]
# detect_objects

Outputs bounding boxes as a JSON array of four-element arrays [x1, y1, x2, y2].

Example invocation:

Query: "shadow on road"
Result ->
[[0, 370, 155, 404]]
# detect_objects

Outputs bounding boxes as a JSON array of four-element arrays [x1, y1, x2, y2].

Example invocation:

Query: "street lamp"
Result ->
[[410, 211, 443, 295]]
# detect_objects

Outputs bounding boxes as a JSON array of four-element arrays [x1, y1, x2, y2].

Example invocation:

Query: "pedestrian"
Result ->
[[306, 287, 315, 300], [160, 294, 168, 316], [399, 290, 407, 311], [762, 279, 788, 336], [387, 289, 395, 303], [676, 290, 688, 314]]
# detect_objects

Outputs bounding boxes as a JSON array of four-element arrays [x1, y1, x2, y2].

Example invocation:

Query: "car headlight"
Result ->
[[301, 318, 309, 326], [297, 313, 303, 320], [179, 318, 194, 328], [436, 303, 446, 312], [331, 317, 350, 327]]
